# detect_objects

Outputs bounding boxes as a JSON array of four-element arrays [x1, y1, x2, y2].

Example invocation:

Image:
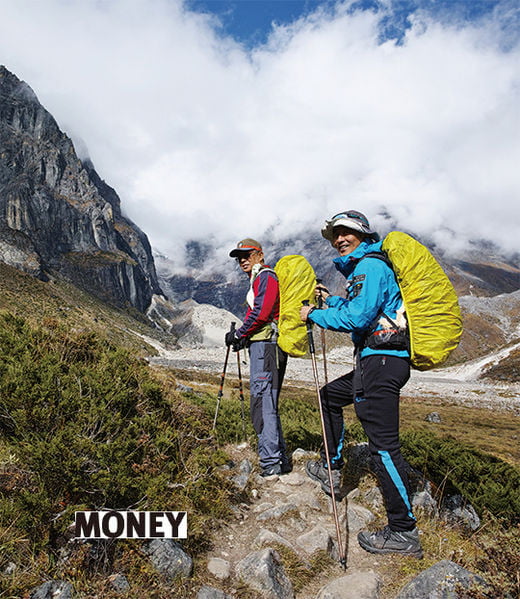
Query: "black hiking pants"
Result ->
[[319, 354, 416, 532]]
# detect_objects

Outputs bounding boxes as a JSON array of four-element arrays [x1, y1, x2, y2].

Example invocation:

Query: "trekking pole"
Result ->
[[236, 348, 247, 441], [213, 321, 236, 430], [316, 279, 329, 386], [303, 300, 347, 570]]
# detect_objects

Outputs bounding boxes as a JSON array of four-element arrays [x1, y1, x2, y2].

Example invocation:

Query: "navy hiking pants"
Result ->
[[248, 340, 288, 469], [320, 354, 416, 532]]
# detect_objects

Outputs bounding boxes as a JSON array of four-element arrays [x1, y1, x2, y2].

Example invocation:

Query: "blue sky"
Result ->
[[186, 0, 508, 46], [187, 0, 328, 46], [0, 0, 518, 268]]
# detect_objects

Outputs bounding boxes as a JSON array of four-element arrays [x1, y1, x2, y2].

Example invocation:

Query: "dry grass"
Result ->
[[0, 261, 165, 357]]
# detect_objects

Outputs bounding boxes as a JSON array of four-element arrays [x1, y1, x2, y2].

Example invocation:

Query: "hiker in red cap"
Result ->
[[227, 239, 291, 477]]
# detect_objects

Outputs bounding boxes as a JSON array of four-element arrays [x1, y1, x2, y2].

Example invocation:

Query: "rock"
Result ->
[[363, 487, 384, 511], [346, 488, 361, 501], [239, 459, 253, 474], [407, 465, 434, 494], [425, 412, 442, 423], [292, 448, 318, 462], [236, 548, 294, 599], [197, 586, 234, 599], [317, 571, 381, 599], [108, 573, 130, 593], [207, 557, 231, 580], [295, 525, 334, 556], [276, 471, 308, 486], [256, 503, 297, 521], [394, 559, 489, 598], [252, 529, 299, 553], [143, 539, 193, 580], [231, 458, 253, 490], [231, 472, 250, 491], [29, 581, 73, 599], [0, 233, 41, 277], [441, 495, 481, 531], [176, 383, 194, 393], [412, 490, 439, 517], [253, 502, 275, 513], [346, 502, 376, 533], [286, 491, 322, 511]]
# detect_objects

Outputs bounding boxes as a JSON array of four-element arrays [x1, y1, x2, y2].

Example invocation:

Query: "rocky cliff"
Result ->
[[0, 66, 162, 312]]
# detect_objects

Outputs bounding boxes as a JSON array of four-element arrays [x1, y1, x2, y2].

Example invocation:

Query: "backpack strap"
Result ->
[[356, 252, 409, 352], [360, 251, 393, 269]]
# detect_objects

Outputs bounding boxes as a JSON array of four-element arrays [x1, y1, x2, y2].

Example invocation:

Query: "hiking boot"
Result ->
[[260, 463, 282, 477], [281, 456, 293, 474], [305, 460, 341, 500], [358, 526, 423, 558]]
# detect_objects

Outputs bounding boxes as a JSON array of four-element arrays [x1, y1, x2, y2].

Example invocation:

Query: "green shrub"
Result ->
[[401, 431, 520, 524], [0, 313, 232, 555], [183, 383, 324, 453]]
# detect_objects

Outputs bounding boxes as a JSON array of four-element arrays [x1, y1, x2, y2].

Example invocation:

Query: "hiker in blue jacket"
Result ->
[[300, 210, 423, 559]]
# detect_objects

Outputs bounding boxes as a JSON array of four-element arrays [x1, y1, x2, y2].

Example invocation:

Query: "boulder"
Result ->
[[29, 581, 73, 599], [295, 525, 334, 556], [143, 539, 193, 580], [108, 573, 130, 593], [441, 495, 481, 531], [316, 571, 381, 599], [252, 528, 299, 553], [197, 586, 234, 599], [412, 490, 439, 517], [230, 458, 253, 490], [207, 557, 231, 580], [236, 548, 294, 599], [346, 502, 376, 533], [395, 559, 489, 598], [425, 412, 442, 423], [256, 503, 297, 521]]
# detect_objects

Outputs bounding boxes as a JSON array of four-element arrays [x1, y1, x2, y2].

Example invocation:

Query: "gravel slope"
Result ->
[[144, 337, 520, 414]]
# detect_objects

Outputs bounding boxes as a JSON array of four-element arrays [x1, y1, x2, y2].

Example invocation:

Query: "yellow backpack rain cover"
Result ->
[[382, 232, 463, 370], [275, 255, 316, 357]]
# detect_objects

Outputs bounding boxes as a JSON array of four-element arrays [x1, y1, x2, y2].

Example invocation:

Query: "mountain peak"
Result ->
[[0, 66, 162, 311]]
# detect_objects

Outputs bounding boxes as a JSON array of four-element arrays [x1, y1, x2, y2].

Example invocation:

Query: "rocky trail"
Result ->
[[140, 339, 513, 598], [200, 443, 396, 599], [193, 440, 489, 599]]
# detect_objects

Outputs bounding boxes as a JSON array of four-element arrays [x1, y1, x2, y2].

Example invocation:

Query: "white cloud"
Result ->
[[0, 0, 518, 268]]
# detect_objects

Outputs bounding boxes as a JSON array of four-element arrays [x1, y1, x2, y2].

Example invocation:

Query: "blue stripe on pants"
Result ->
[[379, 450, 414, 519]]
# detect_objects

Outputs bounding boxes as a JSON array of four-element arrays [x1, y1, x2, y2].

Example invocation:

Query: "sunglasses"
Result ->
[[331, 211, 370, 227], [235, 250, 259, 262]]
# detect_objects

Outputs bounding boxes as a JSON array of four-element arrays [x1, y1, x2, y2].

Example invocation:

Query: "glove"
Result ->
[[232, 336, 247, 352], [225, 330, 236, 347]]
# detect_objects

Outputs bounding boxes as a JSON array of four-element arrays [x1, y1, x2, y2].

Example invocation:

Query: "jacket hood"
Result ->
[[333, 239, 382, 276]]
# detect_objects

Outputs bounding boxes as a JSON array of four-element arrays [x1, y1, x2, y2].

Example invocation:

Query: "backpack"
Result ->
[[274, 255, 316, 357], [371, 231, 462, 371]]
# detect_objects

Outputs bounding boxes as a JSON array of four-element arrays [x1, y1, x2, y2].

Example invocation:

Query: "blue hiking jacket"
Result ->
[[309, 240, 409, 359]]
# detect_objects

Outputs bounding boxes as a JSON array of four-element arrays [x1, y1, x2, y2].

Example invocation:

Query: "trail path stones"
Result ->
[[204, 450, 388, 598], [202, 447, 488, 598]]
